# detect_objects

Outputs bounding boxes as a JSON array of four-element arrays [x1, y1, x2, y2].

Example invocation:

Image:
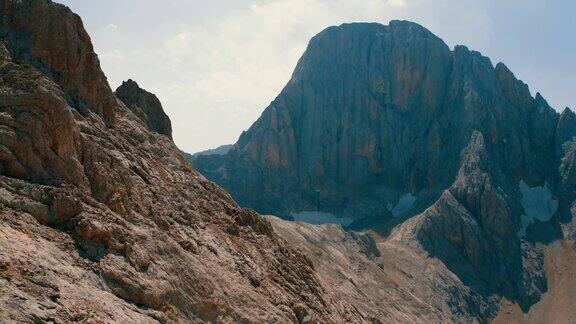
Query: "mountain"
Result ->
[[0, 1, 336, 322], [115, 79, 173, 139], [186, 144, 234, 163], [2, 1, 576, 323], [193, 20, 576, 320], [193, 21, 569, 226]]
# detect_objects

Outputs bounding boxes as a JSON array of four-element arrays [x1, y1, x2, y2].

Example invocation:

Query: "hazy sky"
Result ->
[[59, 0, 576, 153]]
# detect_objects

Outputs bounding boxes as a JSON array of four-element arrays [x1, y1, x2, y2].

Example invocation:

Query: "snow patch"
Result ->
[[391, 193, 417, 217], [290, 211, 353, 226], [518, 181, 558, 237]]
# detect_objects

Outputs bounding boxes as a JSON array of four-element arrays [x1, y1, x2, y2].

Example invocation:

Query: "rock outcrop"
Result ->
[[401, 132, 545, 315], [0, 0, 116, 125], [116, 79, 172, 138]]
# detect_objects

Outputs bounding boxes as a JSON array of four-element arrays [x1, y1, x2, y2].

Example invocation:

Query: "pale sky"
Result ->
[[59, 0, 576, 153]]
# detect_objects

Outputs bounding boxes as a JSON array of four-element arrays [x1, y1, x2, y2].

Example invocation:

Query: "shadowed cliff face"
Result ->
[[192, 20, 576, 319], [193, 21, 568, 224]]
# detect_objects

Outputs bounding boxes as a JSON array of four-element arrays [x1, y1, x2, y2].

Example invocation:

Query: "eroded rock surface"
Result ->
[[116, 79, 172, 139], [0, 2, 330, 322], [0, 0, 116, 125], [269, 216, 473, 322], [2, 2, 576, 323]]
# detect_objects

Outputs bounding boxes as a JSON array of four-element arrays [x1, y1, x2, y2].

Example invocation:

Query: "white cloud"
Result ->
[[146, 0, 407, 152], [85, 0, 497, 153], [100, 49, 124, 61], [388, 0, 408, 8]]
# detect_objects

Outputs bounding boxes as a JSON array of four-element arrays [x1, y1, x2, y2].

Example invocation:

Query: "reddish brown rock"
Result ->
[[0, 0, 116, 125], [115, 79, 173, 139], [0, 41, 87, 188], [2, 1, 576, 323], [0, 1, 333, 322]]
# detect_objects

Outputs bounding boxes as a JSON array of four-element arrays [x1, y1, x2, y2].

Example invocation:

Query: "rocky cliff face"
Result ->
[[0, 0, 116, 125], [2, 2, 576, 323], [401, 131, 546, 313], [193, 21, 568, 223], [0, 1, 334, 322], [193, 20, 576, 320]]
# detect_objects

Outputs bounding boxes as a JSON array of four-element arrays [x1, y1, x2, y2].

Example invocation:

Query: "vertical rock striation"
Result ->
[[194, 21, 573, 224], [193, 20, 576, 319]]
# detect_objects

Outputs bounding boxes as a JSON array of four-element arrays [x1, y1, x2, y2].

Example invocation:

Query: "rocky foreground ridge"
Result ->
[[0, 0, 337, 322], [1, 0, 576, 323]]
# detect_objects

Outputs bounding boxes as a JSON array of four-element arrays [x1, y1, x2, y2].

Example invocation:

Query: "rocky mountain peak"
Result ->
[[115, 79, 173, 139], [556, 106, 576, 153], [194, 21, 565, 223], [291, 21, 450, 89], [0, 0, 116, 125], [495, 62, 533, 108], [534, 92, 551, 107], [1, 1, 344, 322], [192, 22, 576, 316], [561, 106, 575, 116]]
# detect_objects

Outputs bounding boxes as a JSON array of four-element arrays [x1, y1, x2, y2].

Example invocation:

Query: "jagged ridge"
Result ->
[[193, 20, 576, 319], [194, 21, 573, 223]]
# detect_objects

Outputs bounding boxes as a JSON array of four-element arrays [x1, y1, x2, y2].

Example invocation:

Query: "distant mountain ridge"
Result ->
[[186, 144, 234, 163], [194, 21, 574, 226], [193, 20, 576, 317]]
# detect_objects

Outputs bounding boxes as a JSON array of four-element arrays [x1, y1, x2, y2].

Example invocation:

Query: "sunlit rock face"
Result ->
[[0, 0, 117, 125], [0, 1, 336, 322]]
